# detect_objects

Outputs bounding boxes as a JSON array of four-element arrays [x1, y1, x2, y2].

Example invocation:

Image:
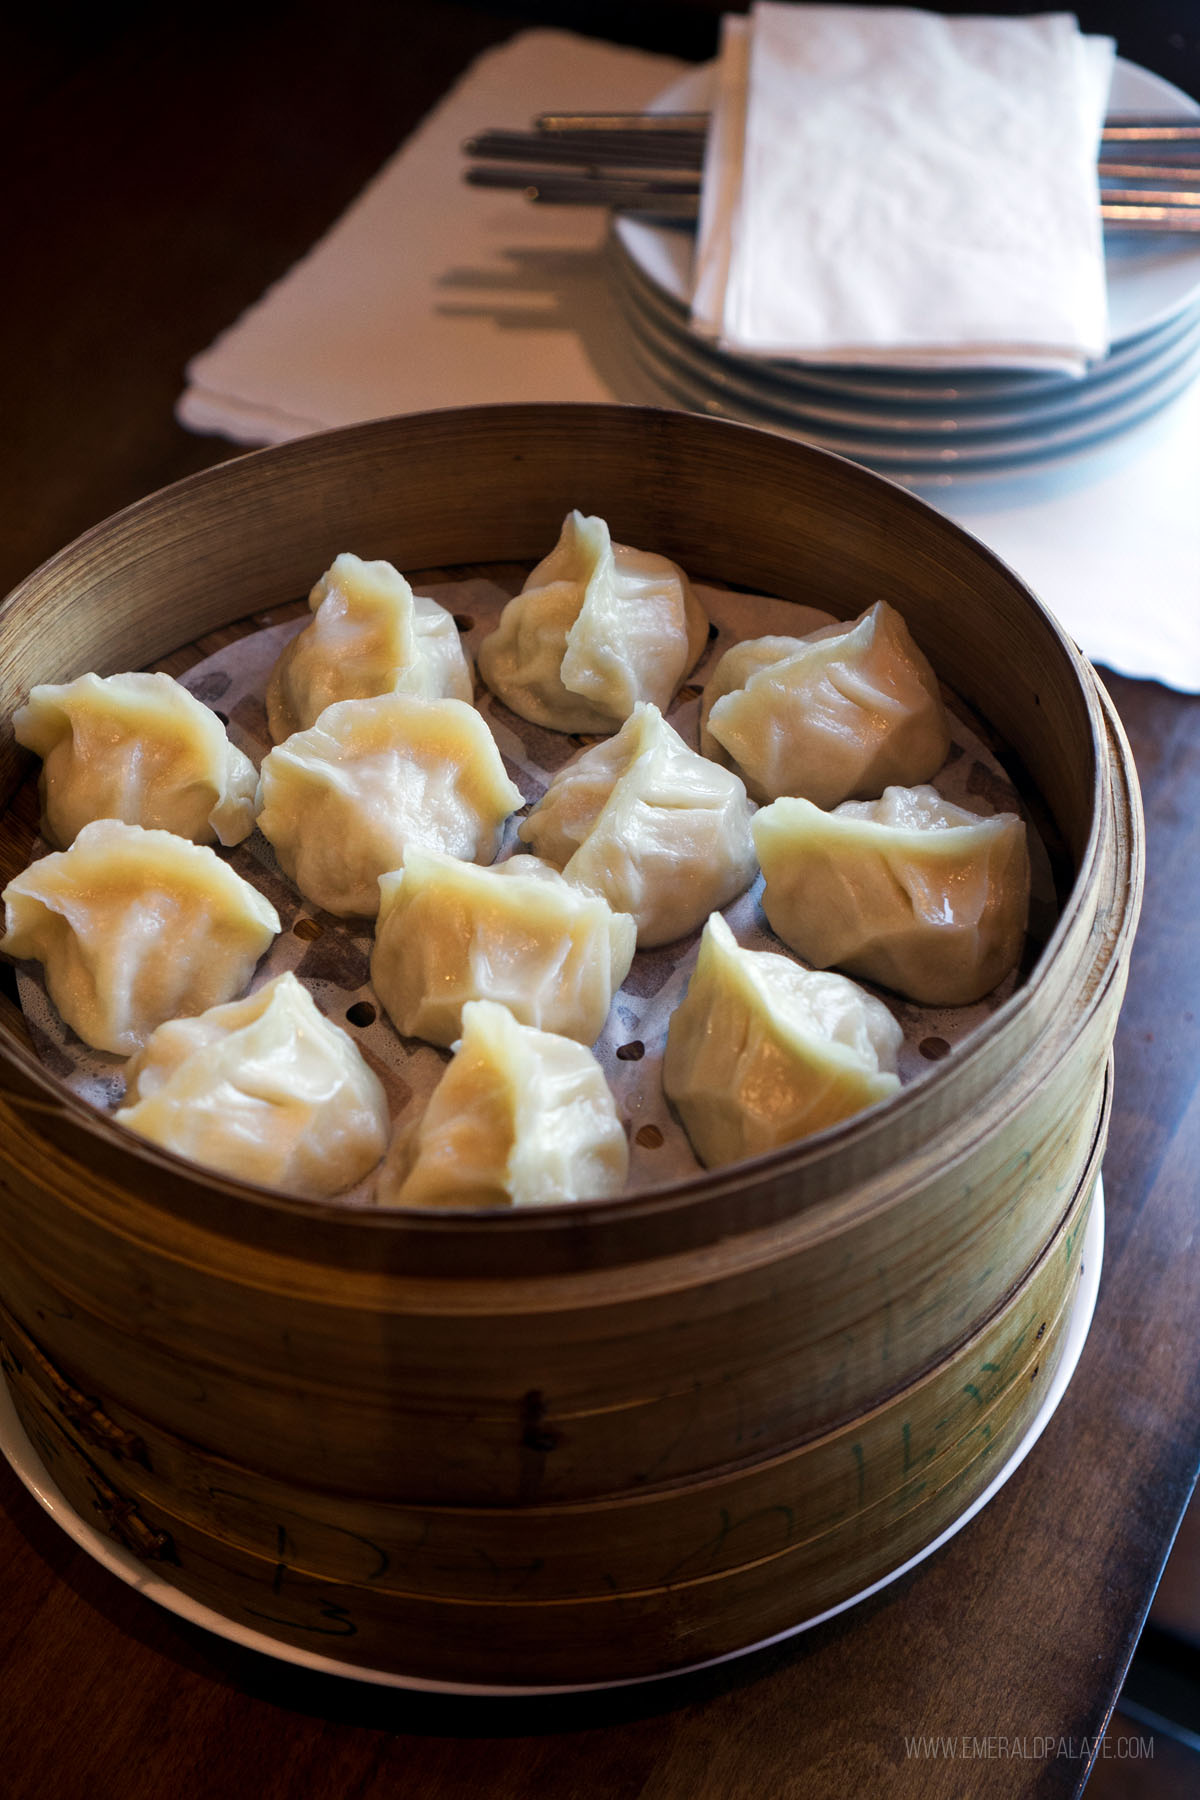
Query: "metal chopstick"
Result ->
[[464, 165, 702, 212], [465, 164, 1200, 228], [530, 110, 1200, 145], [463, 130, 708, 170], [1099, 161, 1200, 180], [466, 133, 1200, 182], [464, 111, 1200, 228], [1102, 117, 1200, 142], [534, 111, 710, 136], [1099, 205, 1200, 231], [468, 135, 1200, 189], [1100, 186, 1200, 207]]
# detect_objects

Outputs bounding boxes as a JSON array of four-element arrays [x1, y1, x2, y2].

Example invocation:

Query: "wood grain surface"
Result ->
[[2, 5, 1199, 1796]]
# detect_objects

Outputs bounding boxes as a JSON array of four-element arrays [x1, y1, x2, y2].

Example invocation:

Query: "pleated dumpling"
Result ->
[[477, 511, 709, 733], [12, 671, 257, 849], [371, 848, 636, 1049], [0, 820, 279, 1054], [115, 972, 389, 1198], [754, 785, 1030, 1005], [663, 912, 902, 1169], [266, 552, 473, 742], [518, 702, 757, 947], [377, 999, 628, 1208], [256, 694, 524, 918], [700, 601, 950, 806]]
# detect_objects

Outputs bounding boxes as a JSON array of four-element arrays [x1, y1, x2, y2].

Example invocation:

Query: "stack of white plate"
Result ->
[[610, 58, 1200, 486]]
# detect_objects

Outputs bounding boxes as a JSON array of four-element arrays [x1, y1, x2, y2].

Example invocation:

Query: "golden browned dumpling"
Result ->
[[478, 511, 709, 733], [256, 694, 524, 918], [753, 784, 1030, 1005], [377, 1000, 628, 1208], [266, 552, 473, 742], [371, 848, 636, 1049], [700, 601, 950, 806], [663, 913, 902, 1169], [1, 820, 279, 1054], [117, 972, 389, 1198], [13, 671, 257, 849], [519, 702, 757, 947]]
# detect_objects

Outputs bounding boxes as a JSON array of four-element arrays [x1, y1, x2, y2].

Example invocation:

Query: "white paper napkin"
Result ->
[[176, 27, 1200, 694], [693, 4, 1114, 373]]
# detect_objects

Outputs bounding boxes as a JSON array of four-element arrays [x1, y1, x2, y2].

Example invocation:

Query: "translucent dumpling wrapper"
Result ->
[[754, 785, 1031, 1006], [371, 848, 637, 1049], [518, 702, 758, 948], [0, 819, 280, 1054], [700, 601, 951, 806], [116, 972, 389, 1199], [266, 552, 473, 742], [256, 694, 524, 918], [663, 912, 902, 1169], [377, 999, 628, 1208], [12, 670, 258, 849], [477, 510, 710, 734]]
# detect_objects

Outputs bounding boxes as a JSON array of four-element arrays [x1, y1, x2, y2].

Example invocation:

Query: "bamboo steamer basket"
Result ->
[[0, 405, 1142, 1686]]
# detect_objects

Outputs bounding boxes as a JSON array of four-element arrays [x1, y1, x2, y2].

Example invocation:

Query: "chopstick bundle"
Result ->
[[464, 112, 1200, 229]]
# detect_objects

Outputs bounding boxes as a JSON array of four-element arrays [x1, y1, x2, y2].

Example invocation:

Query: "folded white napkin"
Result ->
[[693, 4, 1114, 373]]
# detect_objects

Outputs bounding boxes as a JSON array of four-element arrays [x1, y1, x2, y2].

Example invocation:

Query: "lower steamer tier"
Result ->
[[0, 406, 1144, 1686], [1, 1117, 1100, 1687]]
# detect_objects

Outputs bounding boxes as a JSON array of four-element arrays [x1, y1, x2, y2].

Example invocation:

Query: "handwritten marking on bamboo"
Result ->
[[243, 1601, 358, 1638]]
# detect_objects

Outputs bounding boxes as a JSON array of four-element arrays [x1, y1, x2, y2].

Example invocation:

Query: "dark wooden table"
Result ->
[[3, 6, 1199, 1796]]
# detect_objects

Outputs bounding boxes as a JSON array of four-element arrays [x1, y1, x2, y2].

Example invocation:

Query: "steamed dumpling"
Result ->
[[13, 671, 257, 849], [754, 784, 1030, 1005], [0, 820, 279, 1054], [116, 972, 389, 1198], [377, 999, 628, 1208], [371, 848, 637, 1048], [477, 511, 709, 733], [266, 552, 473, 742], [256, 694, 524, 918], [700, 601, 951, 806], [663, 912, 902, 1169], [518, 702, 757, 947]]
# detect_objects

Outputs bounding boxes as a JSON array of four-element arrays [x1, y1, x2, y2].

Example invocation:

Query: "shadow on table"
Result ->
[[431, 244, 681, 412]]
